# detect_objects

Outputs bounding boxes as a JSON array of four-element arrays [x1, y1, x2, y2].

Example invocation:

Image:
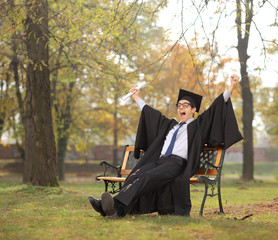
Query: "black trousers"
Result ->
[[114, 155, 186, 216]]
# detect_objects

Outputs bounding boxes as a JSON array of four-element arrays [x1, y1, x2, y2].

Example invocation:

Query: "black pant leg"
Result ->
[[114, 156, 184, 208]]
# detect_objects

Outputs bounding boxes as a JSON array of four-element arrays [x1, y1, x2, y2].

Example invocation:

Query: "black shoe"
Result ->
[[101, 192, 115, 216], [88, 196, 106, 217]]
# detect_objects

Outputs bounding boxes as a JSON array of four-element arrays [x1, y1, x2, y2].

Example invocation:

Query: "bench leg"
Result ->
[[104, 181, 108, 192], [103, 181, 122, 194], [217, 179, 224, 214], [199, 182, 208, 216]]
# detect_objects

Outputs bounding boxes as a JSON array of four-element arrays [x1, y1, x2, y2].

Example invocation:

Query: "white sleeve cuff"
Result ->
[[223, 89, 232, 102], [136, 98, 146, 111]]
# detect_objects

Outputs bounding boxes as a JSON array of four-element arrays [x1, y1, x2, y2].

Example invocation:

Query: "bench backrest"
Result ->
[[119, 145, 225, 177], [119, 146, 143, 176], [194, 145, 225, 176]]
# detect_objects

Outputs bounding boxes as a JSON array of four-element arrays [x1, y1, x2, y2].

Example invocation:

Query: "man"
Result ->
[[89, 74, 243, 218]]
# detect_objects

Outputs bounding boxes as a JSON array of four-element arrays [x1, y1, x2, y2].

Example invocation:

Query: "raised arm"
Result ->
[[223, 74, 240, 102], [228, 74, 240, 94], [130, 88, 146, 111]]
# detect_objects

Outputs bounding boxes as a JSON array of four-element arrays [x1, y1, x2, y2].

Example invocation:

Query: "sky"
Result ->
[[157, 0, 278, 88]]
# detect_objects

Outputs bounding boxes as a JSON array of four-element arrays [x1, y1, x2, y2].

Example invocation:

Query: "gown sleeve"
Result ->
[[134, 105, 174, 158], [196, 93, 243, 149]]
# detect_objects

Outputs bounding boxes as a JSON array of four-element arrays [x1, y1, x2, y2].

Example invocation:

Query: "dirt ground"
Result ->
[[205, 198, 278, 220]]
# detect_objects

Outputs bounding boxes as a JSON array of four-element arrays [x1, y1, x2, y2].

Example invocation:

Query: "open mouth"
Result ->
[[180, 112, 186, 117]]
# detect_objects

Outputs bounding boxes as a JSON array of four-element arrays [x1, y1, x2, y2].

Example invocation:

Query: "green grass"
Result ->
[[222, 162, 278, 179], [1, 159, 278, 179], [1, 179, 278, 240]]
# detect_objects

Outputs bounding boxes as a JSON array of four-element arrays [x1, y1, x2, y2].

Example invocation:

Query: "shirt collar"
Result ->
[[179, 118, 194, 125]]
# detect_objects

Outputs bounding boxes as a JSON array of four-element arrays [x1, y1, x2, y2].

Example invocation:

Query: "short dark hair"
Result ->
[[179, 96, 196, 108]]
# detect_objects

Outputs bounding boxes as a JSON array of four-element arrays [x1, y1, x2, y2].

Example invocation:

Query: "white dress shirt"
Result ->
[[136, 90, 232, 159]]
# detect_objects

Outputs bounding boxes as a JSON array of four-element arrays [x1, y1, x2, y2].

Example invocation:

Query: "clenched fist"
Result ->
[[228, 74, 240, 93]]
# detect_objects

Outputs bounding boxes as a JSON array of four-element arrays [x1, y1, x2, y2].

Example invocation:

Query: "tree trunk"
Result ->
[[57, 134, 68, 181], [236, 0, 254, 181], [0, 78, 5, 138], [57, 93, 72, 181], [0, 118, 4, 139], [24, 0, 58, 186], [113, 93, 118, 165], [11, 34, 26, 165], [54, 78, 74, 181]]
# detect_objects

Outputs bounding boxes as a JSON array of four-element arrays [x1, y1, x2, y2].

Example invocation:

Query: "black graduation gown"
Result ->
[[125, 93, 243, 216]]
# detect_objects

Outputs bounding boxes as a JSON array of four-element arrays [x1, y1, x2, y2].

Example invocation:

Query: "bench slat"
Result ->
[[195, 169, 217, 176], [96, 176, 126, 182], [120, 169, 132, 175], [119, 169, 218, 177], [96, 176, 204, 184]]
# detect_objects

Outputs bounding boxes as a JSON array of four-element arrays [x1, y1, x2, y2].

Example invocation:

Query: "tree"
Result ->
[[0, 0, 58, 185], [261, 85, 278, 146], [76, 0, 169, 165], [1, 0, 172, 181], [24, 0, 58, 186], [260, 32, 278, 147], [45, 0, 170, 174], [235, 0, 254, 180], [144, 42, 230, 121], [170, 0, 278, 180], [0, 59, 9, 140]]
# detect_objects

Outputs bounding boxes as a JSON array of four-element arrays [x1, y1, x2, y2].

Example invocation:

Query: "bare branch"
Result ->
[[205, 2, 227, 97], [181, 0, 207, 97], [191, 0, 210, 49], [251, 19, 267, 68], [262, 0, 278, 11], [149, 0, 168, 21], [236, 0, 243, 41]]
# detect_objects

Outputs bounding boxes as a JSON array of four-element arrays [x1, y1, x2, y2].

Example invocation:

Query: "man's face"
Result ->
[[177, 100, 196, 122]]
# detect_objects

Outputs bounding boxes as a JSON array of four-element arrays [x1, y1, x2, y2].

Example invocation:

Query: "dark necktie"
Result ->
[[165, 122, 186, 157]]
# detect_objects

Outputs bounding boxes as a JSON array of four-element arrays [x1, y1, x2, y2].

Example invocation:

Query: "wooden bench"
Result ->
[[96, 145, 226, 216]]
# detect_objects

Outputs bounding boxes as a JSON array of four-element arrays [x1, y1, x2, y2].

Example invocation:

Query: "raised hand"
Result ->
[[228, 74, 240, 93]]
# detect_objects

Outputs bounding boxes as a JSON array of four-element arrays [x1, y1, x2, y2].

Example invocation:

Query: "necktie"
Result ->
[[165, 122, 186, 157]]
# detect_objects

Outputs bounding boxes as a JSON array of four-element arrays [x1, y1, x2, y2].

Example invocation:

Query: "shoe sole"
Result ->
[[88, 196, 106, 217], [101, 192, 115, 216]]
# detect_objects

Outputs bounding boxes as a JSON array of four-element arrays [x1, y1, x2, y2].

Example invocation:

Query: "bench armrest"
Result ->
[[201, 160, 222, 169], [199, 159, 223, 177], [99, 161, 121, 177]]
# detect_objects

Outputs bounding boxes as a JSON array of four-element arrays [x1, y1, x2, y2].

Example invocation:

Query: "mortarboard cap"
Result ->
[[177, 89, 203, 112]]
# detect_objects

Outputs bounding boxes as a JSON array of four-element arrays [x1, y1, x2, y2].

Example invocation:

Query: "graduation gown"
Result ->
[[125, 93, 243, 216]]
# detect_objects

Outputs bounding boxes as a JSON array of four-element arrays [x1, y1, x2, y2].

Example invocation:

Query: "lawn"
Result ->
[[222, 162, 278, 179], [1, 178, 278, 240]]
